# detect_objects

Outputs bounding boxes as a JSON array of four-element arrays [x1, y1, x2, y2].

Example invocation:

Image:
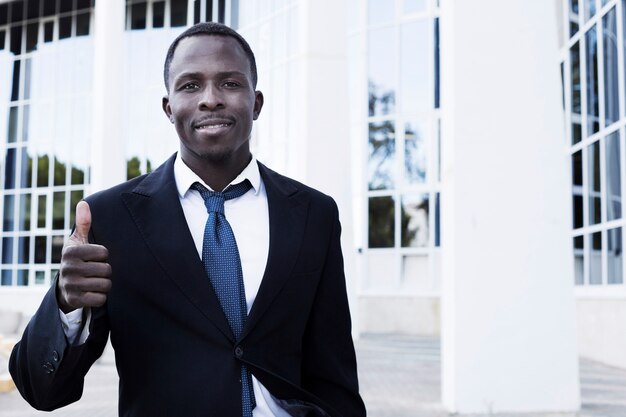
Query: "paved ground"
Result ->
[[1, 334, 625, 417]]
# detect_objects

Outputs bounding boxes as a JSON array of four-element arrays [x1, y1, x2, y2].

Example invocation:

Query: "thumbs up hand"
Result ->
[[57, 201, 112, 313]]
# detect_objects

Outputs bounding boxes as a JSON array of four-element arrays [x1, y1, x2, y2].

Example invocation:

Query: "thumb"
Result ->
[[71, 201, 92, 244]]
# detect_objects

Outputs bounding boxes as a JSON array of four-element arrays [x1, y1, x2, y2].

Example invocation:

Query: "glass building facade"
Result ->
[[562, 0, 625, 288]]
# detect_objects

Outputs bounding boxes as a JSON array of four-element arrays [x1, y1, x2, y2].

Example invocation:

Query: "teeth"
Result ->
[[196, 123, 230, 129]]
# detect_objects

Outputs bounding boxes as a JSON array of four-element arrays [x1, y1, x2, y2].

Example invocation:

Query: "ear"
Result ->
[[162, 96, 174, 123], [253, 91, 264, 121]]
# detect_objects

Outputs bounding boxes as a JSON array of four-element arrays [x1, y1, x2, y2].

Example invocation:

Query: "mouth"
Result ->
[[194, 118, 234, 132]]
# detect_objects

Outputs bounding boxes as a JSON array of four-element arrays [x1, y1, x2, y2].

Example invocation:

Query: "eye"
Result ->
[[181, 82, 199, 91], [222, 81, 241, 88]]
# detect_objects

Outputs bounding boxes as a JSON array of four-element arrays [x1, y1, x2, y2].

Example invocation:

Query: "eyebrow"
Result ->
[[174, 70, 248, 82]]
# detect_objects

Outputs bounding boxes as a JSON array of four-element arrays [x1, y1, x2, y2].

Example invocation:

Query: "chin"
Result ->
[[198, 149, 234, 164]]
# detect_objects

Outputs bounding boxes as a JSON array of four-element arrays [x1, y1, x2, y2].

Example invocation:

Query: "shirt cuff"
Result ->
[[58, 307, 91, 345]]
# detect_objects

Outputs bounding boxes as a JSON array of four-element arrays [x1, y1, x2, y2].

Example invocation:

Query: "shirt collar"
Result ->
[[174, 152, 261, 198]]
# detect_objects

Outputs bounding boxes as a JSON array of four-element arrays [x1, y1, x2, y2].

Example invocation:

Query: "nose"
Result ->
[[198, 85, 224, 110]]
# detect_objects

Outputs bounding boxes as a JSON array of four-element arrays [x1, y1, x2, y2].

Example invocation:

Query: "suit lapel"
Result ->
[[242, 163, 309, 339], [120, 154, 234, 342]]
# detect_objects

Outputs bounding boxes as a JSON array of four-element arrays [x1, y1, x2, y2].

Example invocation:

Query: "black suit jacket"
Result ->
[[10, 154, 366, 417]]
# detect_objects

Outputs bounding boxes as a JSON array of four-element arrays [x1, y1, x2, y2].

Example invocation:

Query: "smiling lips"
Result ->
[[194, 118, 234, 131]]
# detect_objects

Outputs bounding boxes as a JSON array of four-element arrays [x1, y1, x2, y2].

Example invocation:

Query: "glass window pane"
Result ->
[[51, 235, 64, 263], [69, 190, 83, 227], [131, 2, 147, 30], [605, 131, 621, 220], [0, 4, 7, 25], [34, 235, 47, 263], [404, 0, 426, 14], [434, 18, 440, 109], [60, 0, 72, 13], [603, 8, 619, 126], [26, 22, 38, 52], [1, 270, 12, 286], [588, 141, 602, 225], [54, 156, 66, 186], [77, 0, 92, 10], [17, 236, 29, 263], [193, 0, 201, 24], [22, 102, 30, 140], [607, 227, 623, 284], [5, 148, 17, 189], [8, 106, 18, 142], [153, 1, 165, 28], [2, 237, 14, 263], [589, 231, 602, 284], [11, 1, 23, 22], [368, 0, 394, 25], [35, 270, 45, 285], [401, 194, 429, 247], [574, 235, 584, 285], [0, 30, 5, 50], [28, 0, 40, 19], [76, 11, 90, 36], [569, 0, 579, 36], [17, 270, 28, 286], [18, 193, 31, 231], [369, 196, 395, 248], [11, 25, 22, 55], [584, 0, 596, 21], [369, 26, 397, 117], [59, 15, 72, 39], [11, 59, 21, 101], [43, 0, 56, 16], [171, 0, 188, 27], [368, 121, 395, 190], [37, 194, 46, 228], [37, 154, 49, 187], [400, 20, 429, 115], [52, 191, 65, 230], [3, 194, 15, 231], [21, 146, 33, 188], [404, 120, 426, 184], [574, 195, 583, 228], [44, 21, 54, 43], [586, 25, 600, 136], [435, 192, 440, 246]]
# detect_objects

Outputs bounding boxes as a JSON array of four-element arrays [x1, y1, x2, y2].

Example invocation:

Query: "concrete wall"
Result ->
[[577, 297, 626, 369], [359, 296, 439, 335]]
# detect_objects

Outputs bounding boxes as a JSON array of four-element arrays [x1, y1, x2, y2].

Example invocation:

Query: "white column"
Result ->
[[440, 0, 579, 413], [297, 0, 359, 335], [90, 0, 126, 192]]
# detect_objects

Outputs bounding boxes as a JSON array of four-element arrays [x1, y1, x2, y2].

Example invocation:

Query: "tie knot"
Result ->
[[192, 180, 252, 214]]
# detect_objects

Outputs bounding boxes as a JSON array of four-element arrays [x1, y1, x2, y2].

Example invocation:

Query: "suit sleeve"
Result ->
[[8, 279, 109, 411], [301, 200, 366, 417]]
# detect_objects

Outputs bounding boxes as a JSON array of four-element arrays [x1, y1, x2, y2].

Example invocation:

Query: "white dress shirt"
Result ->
[[61, 154, 290, 417]]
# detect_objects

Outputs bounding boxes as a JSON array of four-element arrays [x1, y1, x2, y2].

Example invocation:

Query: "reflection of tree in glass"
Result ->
[[402, 197, 428, 247], [127, 157, 141, 180], [368, 195, 418, 248], [368, 80, 396, 117], [127, 157, 153, 179], [369, 196, 394, 248], [368, 120, 394, 190], [404, 125, 426, 183]]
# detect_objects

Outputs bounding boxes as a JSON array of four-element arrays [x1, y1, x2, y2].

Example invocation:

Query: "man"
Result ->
[[10, 22, 365, 417]]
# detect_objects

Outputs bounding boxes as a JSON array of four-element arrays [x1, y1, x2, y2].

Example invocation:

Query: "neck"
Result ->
[[184, 153, 252, 192]]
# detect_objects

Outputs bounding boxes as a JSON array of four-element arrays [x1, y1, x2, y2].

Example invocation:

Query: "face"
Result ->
[[163, 35, 263, 170]]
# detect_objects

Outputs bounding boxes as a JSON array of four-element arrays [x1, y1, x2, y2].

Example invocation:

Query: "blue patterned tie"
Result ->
[[192, 180, 255, 417]]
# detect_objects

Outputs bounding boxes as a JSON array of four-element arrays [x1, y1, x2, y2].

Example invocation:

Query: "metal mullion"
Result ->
[[600, 133, 608, 284], [213, 0, 219, 23], [224, 0, 231, 25], [598, 4, 606, 130], [619, 122, 626, 285], [581, 12, 590, 144]]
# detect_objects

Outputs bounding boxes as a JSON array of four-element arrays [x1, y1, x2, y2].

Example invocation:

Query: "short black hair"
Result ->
[[163, 22, 258, 92]]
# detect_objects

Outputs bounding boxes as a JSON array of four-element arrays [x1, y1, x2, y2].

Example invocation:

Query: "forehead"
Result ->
[[169, 35, 251, 79]]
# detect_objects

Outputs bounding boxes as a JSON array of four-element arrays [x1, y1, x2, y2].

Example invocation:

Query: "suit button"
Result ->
[[52, 350, 59, 362], [234, 346, 244, 358], [43, 362, 55, 374]]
